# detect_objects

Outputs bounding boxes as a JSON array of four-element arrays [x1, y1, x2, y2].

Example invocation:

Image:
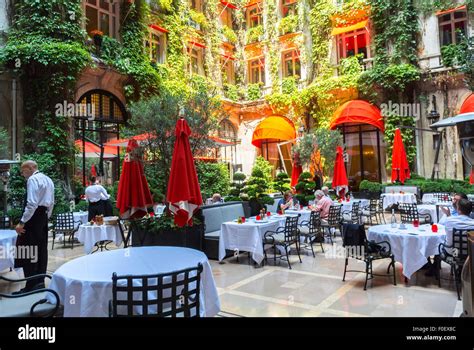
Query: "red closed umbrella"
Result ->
[[91, 164, 97, 178], [290, 164, 302, 187], [470, 168, 474, 185], [116, 140, 153, 219], [391, 128, 410, 184], [167, 118, 203, 227], [332, 146, 349, 197]]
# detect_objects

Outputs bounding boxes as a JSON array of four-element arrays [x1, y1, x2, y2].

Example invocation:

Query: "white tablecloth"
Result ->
[[73, 211, 89, 225], [417, 204, 438, 223], [381, 193, 416, 209], [48, 246, 220, 317], [76, 224, 123, 254], [219, 217, 286, 264], [285, 209, 312, 224], [0, 230, 17, 272], [367, 224, 446, 279]]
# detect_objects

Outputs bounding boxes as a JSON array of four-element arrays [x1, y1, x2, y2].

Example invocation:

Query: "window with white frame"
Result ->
[[282, 49, 300, 78], [85, 0, 119, 38], [145, 28, 166, 64], [438, 8, 467, 47], [221, 57, 235, 84], [247, 3, 263, 28], [281, 0, 297, 18], [248, 57, 265, 84], [336, 28, 370, 62], [188, 46, 204, 75]]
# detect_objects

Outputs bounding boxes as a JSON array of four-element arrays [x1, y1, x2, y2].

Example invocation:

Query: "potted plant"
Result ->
[[90, 30, 104, 49], [294, 172, 316, 206]]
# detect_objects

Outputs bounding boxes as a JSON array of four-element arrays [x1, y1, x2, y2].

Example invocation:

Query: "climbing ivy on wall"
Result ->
[[0, 0, 90, 178]]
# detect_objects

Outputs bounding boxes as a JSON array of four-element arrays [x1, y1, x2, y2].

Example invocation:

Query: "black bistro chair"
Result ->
[[299, 211, 324, 257], [51, 212, 81, 250], [360, 199, 379, 226], [399, 203, 432, 224], [0, 216, 10, 229], [342, 201, 361, 224], [437, 228, 470, 300], [263, 215, 301, 269], [0, 274, 60, 317], [342, 223, 396, 290], [109, 263, 203, 317], [320, 205, 342, 243]]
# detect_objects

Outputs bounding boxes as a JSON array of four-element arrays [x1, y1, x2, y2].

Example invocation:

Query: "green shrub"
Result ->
[[196, 161, 231, 200], [247, 83, 263, 101], [74, 200, 89, 212], [359, 180, 382, 192], [273, 172, 290, 194], [295, 171, 315, 205]]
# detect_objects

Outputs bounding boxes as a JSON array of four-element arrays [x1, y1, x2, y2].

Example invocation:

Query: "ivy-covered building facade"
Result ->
[[0, 0, 473, 191]]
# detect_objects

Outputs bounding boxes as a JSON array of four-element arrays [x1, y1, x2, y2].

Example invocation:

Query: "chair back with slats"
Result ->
[[54, 213, 76, 232], [110, 263, 203, 317], [327, 205, 342, 226], [308, 211, 321, 236], [399, 203, 419, 223], [283, 215, 300, 242], [0, 216, 10, 229], [432, 193, 452, 203], [451, 228, 469, 264], [350, 202, 360, 223]]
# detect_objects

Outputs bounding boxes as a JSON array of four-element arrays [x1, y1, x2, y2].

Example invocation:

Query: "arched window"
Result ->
[[218, 119, 237, 140], [77, 89, 127, 123]]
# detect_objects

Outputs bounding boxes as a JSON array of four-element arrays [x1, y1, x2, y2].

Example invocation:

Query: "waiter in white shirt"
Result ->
[[85, 176, 112, 221], [15, 160, 55, 292]]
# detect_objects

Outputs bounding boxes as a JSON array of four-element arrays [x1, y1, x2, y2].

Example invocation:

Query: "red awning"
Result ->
[[189, 41, 207, 49], [330, 100, 384, 131], [149, 24, 169, 33], [220, 1, 238, 9], [460, 93, 474, 114], [436, 5, 466, 15]]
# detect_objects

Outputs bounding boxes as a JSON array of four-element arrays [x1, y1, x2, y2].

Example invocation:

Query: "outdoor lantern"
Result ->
[[427, 95, 440, 124]]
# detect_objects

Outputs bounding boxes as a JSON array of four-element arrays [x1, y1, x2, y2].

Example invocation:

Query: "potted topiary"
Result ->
[[294, 172, 316, 206], [359, 180, 382, 199]]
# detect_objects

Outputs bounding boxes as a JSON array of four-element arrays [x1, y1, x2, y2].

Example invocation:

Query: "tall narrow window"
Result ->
[[145, 28, 166, 64], [188, 47, 203, 75], [85, 0, 119, 38], [336, 28, 369, 63], [282, 50, 300, 78], [248, 57, 265, 84], [190, 0, 202, 12], [247, 4, 262, 28], [221, 6, 233, 27], [438, 8, 467, 46], [222, 58, 235, 84], [281, 0, 297, 17]]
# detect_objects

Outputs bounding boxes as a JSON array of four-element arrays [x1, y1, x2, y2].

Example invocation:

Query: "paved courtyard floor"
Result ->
[[39, 233, 462, 318]]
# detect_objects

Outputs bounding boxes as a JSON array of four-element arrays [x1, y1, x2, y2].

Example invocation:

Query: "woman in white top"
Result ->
[[85, 177, 112, 221]]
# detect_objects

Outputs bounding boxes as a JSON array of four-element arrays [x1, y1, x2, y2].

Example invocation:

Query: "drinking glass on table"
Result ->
[[413, 219, 419, 228], [431, 224, 438, 233]]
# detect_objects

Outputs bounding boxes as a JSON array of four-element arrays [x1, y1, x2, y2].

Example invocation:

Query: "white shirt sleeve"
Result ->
[[99, 186, 110, 200], [21, 177, 39, 224]]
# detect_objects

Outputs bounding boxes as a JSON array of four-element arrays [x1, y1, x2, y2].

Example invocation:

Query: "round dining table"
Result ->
[[0, 230, 17, 272], [367, 224, 446, 279], [76, 223, 123, 254], [48, 246, 220, 317]]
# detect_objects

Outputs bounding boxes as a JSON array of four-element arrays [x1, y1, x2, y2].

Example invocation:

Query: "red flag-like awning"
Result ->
[[391, 128, 410, 184], [116, 140, 153, 219], [332, 146, 349, 197], [167, 118, 203, 227]]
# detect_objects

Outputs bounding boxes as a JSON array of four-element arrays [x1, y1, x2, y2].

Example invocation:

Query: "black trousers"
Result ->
[[88, 199, 113, 221], [14, 207, 48, 290]]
